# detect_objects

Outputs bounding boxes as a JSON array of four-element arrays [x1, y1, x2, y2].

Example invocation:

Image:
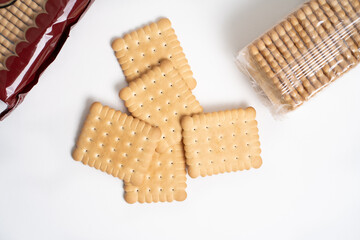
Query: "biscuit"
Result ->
[[120, 59, 203, 153], [112, 18, 197, 90], [287, 12, 330, 86], [317, 0, 359, 64], [262, 33, 309, 100], [238, 0, 360, 113], [72, 102, 161, 186], [326, 0, 360, 59], [181, 107, 262, 178], [339, 0, 360, 58], [124, 144, 187, 204], [287, 15, 324, 93], [247, 44, 299, 110], [258, 38, 304, 103], [308, 1, 357, 66], [349, 0, 360, 17], [294, 6, 342, 80], [0, 0, 47, 70]]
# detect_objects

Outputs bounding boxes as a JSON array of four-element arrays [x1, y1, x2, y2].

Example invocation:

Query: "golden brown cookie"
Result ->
[[181, 107, 262, 178], [124, 144, 187, 204], [112, 18, 197, 90], [72, 102, 161, 186], [119, 59, 202, 153]]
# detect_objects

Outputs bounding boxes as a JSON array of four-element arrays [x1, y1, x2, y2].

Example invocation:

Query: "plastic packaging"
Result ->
[[236, 0, 360, 114], [0, 0, 94, 120]]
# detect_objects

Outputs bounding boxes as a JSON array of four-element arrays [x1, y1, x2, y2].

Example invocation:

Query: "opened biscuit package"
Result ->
[[236, 0, 360, 115], [0, 0, 93, 120]]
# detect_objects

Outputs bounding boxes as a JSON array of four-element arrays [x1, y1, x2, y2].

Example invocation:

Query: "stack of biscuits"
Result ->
[[73, 18, 262, 204], [237, 0, 360, 112], [0, 0, 47, 70]]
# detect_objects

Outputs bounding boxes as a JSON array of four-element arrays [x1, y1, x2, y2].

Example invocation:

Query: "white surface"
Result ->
[[1, 0, 360, 239]]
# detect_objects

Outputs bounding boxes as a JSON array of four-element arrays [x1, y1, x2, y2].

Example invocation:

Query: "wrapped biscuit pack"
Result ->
[[0, 0, 93, 120], [236, 0, 360, 114]]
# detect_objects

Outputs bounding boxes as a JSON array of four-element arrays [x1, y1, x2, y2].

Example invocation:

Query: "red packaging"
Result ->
[[0, 0, 94, 120]]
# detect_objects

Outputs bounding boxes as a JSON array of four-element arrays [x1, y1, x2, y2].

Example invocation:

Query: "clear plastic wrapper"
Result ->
[[0, 0, 94, 120], [236, 0, 360, 114]]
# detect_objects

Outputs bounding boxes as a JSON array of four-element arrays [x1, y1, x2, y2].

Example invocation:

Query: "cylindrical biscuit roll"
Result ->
[[26, 0, 47, 9], [14, 0, 41, 16], [0, 24, 20, 44], [300, 6, 346, 80], [287, 15, 323, 94], [19, 0, 43, 12], [317, 0, 359, 63], [0, 16, 25, 39], [267, 28, 311, 99], [336, 0, 360, 59], [261, 34, 304, 103], [340, 0, 360, 32], [302, 4, 349, 77], [309, 1, 357, 68], [327, 0, 360, 58], [7, 5, 34, 26], [256, 40, 296, 97], [0, 60, 6, 70], [293, 9, 331, 86], [14, 1, 34, 16], [2, 11, 29, 36], [0, 49, 7, 59], [281, 21, 322, 83], [349, 0, 360, 39], [274, 25, 317, 96], [0, 35, 16, 55], [255, 40, 297, 102], [249, 44, 297, 107], [283, 28, 329, 94], [349, 0, 360, 16]]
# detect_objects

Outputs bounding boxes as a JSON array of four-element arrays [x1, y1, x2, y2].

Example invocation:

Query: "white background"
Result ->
[[1, 0, 360, 239]]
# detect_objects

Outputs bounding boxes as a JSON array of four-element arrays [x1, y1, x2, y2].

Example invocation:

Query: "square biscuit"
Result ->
[[181, 107, 262, 178], [72, 102, 161, 186], [124, 144, 187, 204], [120, 60, 203, 153], [112, 18, 197, 90]]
